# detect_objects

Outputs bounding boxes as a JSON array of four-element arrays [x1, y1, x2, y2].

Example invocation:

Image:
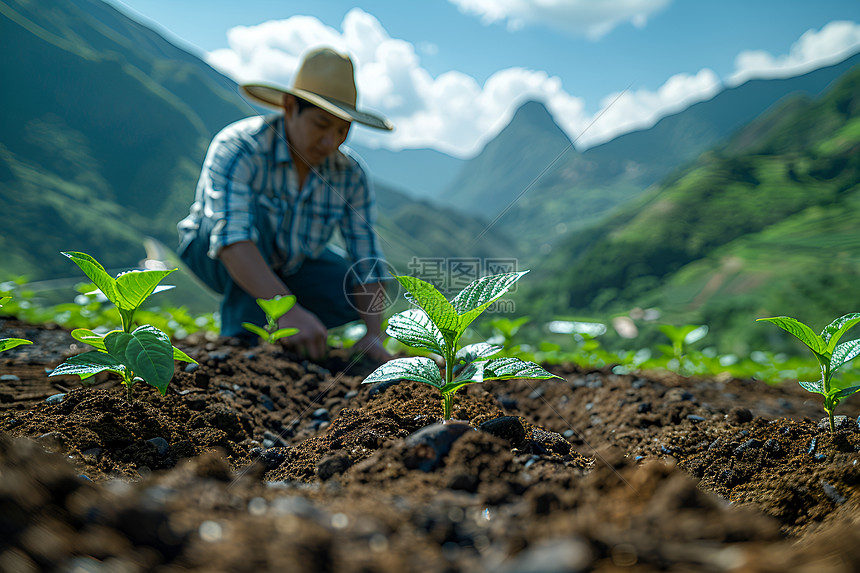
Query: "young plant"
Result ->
[[49, 252, 196, 398], [242, 295, 299, 344], [657, 324, 709, 375], [757, 313, 860, 432], [362, 271, 561, 421], [0, 296, 32, 352]]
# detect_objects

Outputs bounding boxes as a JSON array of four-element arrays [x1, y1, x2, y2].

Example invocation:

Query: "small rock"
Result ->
[[479, 416, 525, 447], [821, 480, 846, 504], [686, 415, 706, 422], [344, 390, 358, 399], [1, 374, 21, 381], [814, 453, 827, 462], [317, 454, 351, 480], [404, 422, 476, 472], [818, 416, 852, 432], [727, 407, 753, 424], [146, 437, 170, 456], [734, 439, 762, 457], [258, 394, 275, 411], [208, 351, 230, 362], [45, 393, 66, 405], [311, 408, 330, 422], [807, 437, 818, 455], [37, 432, 65, 452], [184, 363, 199, 373], [528, 387, 545, 400], [259, 447, 289, 470], [637, 402, 652, 414], [763, 439, 782, 456]]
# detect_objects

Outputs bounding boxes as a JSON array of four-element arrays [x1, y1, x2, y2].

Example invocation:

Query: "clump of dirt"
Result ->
[[2, 316, 860, 572]]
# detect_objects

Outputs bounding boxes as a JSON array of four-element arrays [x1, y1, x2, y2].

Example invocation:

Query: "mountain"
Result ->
[[0, 0, 517, 313], [526, 64, 860, 353], [349, 143, 465, 201], [437, 100, 575, 218], [441, 51, 860, 253]]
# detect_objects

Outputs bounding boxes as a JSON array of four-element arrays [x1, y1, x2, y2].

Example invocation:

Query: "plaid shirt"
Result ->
[[178, 114, 387, 282]]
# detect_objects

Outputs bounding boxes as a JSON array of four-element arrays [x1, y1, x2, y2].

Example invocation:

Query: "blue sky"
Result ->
[[106, 0, 860, 157]]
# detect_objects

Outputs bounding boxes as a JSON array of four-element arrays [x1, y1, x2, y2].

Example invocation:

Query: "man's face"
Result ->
[[283, 95, 351, 167]]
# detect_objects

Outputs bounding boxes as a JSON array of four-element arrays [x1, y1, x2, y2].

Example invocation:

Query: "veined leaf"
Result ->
[[115, 268, 176, 311], [833, 384, 860, 401], [0, 296, 10, 306], [62, 252, 120, 307], [799, 379, 826, 395], [451, 272, 527, 337], [456, 343, 502, 363], [820, 313, 860, 352], [756, 316, 826, 354], [481, 357, 561, 382], [106, 327, 175, 395], [257, 295, 296, 319], [442, 361, 487, 395], [0, 338, 32, 352], [832, 339, 860, 371], [362, 356, 443, 389], [386, 308, 448, 356], [49, 351, 125, 378], [71, 328, 121, 351], [396, 276, 460, 346]]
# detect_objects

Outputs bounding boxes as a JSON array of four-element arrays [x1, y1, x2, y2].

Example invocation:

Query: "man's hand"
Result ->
[[352, 332, 393, 363], [278, 304, 328, 360]]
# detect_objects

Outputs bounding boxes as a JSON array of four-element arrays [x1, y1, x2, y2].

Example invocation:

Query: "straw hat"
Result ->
[[241, 47, 393, 131]]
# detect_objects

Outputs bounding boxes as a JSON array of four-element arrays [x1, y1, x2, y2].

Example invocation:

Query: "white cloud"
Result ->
[[729, 20, 860, 86], [205, 8, 587, 157], [447, 0, 671, 40], [577, 69, 722, 147]]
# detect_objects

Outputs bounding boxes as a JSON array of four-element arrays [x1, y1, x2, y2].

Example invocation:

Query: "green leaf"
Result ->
[[456, 343, 502, 363], [386, 308, 448, 356], [833, 384, 860, 401], [757, 316, 826, 354], [270, 328, 299, 341], [0, 296, 10, 307], [105, 326, 175, 395], [242, 322, 270, 340], [831, 339, 860, 372], [396, 276, 460, 346], [172, 346, 197, 364], [257, 295, 296, 320], [442, 361, 487, 395], [362, 356, 443, 389], [820, 313, 860, 352], [451, 272, 528, 337], [799, 379, 826, 395], [115, 268, 176, 311], [0, 338, 32, 352], [62, 252, 120, 307], [50, 351, 125, 378], [71, 328, 120, 351], [481, 357, 562, 382]]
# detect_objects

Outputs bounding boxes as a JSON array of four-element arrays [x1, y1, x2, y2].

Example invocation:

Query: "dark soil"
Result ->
[[3, 316, 860, 572]]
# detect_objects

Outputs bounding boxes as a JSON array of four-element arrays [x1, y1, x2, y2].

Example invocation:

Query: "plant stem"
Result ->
[[828, 409, 835, 433], [442, 393, 454, 421]]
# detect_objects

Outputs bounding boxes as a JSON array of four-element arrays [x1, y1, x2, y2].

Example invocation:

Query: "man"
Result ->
[[177, 47, 393, 362]]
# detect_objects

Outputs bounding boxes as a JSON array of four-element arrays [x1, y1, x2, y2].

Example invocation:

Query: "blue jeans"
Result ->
[[177, 215, 360, 338]]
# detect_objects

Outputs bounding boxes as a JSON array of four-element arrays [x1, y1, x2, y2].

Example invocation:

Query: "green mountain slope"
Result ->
[[446, 52, 860, 253], [526, 64, 860, 351]]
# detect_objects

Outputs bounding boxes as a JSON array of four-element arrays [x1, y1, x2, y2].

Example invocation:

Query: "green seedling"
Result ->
[[49, 252, 197, 398], [657, 323, 708, 375], [757, 313, 860, 432], [0, 296, 32, 352], [242, 295, 299, 344], [363, 271, 561, 421]]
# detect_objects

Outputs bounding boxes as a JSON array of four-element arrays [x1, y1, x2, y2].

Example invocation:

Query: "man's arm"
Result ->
[[219, 240, 328, 359]]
